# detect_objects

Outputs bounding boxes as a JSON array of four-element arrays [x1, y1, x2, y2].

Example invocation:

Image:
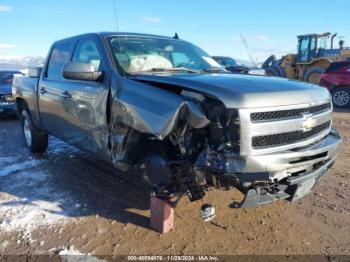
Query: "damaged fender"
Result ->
[[109, 78, 209, 168]]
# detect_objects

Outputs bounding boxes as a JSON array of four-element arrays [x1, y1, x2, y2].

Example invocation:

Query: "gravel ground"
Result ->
[[0, 109, 349, 256]]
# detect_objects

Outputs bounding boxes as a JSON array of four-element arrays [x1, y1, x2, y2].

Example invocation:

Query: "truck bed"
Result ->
[[12, 75, 39, 121]]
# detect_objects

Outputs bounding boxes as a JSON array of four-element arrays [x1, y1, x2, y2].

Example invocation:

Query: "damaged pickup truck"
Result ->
[[12, 32, 341, 208]]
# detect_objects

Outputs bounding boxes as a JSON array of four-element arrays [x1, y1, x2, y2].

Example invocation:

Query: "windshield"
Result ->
[[221, 57, 238, 67], [318, 36, 328, 49], [108, 36, 223, 74]]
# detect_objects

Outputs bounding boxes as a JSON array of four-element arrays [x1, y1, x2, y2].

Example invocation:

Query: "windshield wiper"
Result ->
[[201, 68, 228, 73], [128, 67, 200, 74]]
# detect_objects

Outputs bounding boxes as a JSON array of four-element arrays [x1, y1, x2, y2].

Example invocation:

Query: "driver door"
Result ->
[[53, 37, 110, 158]]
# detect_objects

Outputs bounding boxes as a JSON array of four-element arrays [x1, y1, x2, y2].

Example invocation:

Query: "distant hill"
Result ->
[[0, 56, 45, 70]]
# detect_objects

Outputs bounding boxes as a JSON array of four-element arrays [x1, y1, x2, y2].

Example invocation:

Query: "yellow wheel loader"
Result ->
[[262, 32, 350, 84]]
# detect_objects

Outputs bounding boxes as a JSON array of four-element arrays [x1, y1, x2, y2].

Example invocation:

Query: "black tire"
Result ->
[[265, 66, 280, 77], [303, 67, 325, 84], [332, 87, 350, 108], [21, 110, 48, 152]]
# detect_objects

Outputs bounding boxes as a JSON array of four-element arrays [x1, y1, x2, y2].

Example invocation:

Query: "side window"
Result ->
[[299, 38, 310, 62], [47, 41, 73, 80], [72, 39, 101, 71], [171, 52, 190, 67]]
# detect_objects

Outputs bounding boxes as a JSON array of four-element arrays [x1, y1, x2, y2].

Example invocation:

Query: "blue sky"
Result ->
[[1, 0, 350, 63]]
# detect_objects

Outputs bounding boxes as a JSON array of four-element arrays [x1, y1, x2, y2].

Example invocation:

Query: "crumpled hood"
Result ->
[[130, 73, 331, 109], [0, 84, 12, 95]]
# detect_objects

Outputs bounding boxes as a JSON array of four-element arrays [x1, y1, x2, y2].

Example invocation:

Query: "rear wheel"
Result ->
[[303, 67, 325, 84], [265, 66, 280, 77], [21, 110, 48, 152], [332, 87, 350, 108]]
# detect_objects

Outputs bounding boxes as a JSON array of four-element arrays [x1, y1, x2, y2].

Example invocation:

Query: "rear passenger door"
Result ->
[[38, 40, 75, 137]]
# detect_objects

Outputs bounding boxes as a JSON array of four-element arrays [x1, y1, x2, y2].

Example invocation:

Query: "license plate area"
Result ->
[[292, 176, 318, 201]]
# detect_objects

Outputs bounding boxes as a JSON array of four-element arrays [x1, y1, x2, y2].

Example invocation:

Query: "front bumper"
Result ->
[[240, 128, 341, 176], [233, 129, 341, 208]]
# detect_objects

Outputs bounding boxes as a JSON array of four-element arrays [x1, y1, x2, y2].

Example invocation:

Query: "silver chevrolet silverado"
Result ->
[[12, 33, 341, 208]]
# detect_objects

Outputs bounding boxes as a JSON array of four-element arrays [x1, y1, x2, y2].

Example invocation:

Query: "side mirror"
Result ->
[[28, 66, 42, 78], [63, 62, 103, 81]]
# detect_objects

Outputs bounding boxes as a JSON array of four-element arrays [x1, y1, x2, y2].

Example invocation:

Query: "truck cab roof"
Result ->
[[53, 32, 181, 45]]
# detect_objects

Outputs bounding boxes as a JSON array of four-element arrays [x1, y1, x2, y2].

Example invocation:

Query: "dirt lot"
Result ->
[[0, 109, 349, 257]]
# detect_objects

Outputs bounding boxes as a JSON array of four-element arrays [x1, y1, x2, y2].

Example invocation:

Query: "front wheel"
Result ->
[[303, 67, 325, 84], [21, 110, 48, 152], [332, 87, 350, 108]]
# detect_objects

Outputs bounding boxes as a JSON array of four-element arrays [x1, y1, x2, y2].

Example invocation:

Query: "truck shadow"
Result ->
[[0, 132, 152, 230], [0, 114, 18, 121], [333, 107, 350, 113]]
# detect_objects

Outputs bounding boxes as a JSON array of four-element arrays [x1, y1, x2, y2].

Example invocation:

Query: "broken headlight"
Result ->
[[225, 109, 240, 150]]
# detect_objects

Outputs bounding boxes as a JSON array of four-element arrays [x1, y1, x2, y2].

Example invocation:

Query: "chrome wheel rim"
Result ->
[[23, 117, 32, 146], [333, 90, 349, 106]]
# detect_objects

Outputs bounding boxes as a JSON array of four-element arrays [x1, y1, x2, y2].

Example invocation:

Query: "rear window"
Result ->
[[46, 41, 74, 80], [325, 62, 350, 73]]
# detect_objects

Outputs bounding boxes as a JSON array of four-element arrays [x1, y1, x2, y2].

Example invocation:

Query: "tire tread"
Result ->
[[21, 110, 48, 153]]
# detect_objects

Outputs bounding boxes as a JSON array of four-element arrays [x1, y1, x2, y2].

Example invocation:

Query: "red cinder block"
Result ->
[[150, 196, 174, 233]]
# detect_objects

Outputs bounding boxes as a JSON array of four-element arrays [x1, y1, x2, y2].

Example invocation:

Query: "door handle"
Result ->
[[40, 87, 47, 95], [61, 91, 72, 99]]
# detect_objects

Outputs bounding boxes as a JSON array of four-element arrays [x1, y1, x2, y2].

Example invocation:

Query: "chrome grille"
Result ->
[[252, 121, 331, 149], [239, 101, 333, 156], [250, 103, 331, 122]]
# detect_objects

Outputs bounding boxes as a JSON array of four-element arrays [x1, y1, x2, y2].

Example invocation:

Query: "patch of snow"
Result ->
[[0, 156, 74, 238], [0, 157, 18, 164], [59, 246, 87, 256], [48, 138, 80, 155], [0, 187, 69, 239], [0, 240, 9, 249], [59, 246, 106, 262], [0, 159, 41, 177]]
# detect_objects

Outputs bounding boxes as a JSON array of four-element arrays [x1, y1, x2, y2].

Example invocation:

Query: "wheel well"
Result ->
[[331, 86, 350, 93], [15, 98, 28, 118], [309, 59, 331, 70]]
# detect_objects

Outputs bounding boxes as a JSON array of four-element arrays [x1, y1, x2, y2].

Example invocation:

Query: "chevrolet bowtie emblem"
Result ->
[[301, 114, 317, 132]]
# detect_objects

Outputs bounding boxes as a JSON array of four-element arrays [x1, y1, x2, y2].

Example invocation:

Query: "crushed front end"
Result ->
[[109, 75, 341, 208], [140, 98, 341, 208]]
